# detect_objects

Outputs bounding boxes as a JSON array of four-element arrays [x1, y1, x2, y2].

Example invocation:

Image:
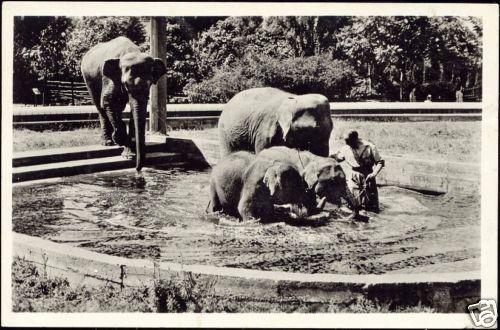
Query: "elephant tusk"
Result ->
[[316, 196, 327, 211]]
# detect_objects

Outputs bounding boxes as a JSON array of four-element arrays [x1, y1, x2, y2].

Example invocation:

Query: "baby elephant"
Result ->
[[257, 146, 359, 212], [209, 151, 316, 221]]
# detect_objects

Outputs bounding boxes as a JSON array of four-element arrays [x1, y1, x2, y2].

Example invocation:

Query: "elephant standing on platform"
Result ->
[[81, 37, 166, 171]]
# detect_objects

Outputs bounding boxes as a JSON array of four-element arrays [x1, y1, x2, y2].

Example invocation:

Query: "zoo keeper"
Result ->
[[335, 130, 385, 213]]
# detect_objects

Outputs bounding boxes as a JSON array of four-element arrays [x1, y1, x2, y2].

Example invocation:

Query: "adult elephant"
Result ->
[[218, 87, 333, 157], [209, 151, 319, 221], [257, 146, 359, 212], [81, 37, 166, 171]]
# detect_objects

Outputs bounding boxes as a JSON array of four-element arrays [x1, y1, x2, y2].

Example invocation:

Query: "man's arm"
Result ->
[[365, 145, 384, 181], [367, 161, 384, 181]]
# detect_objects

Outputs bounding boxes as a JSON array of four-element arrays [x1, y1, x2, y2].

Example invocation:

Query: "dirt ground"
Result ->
[[12, 165, 480, 275]]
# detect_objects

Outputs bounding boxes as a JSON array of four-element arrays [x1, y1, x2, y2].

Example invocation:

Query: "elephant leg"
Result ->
[[98, 109, 114, 146], [84, 79, 115, 146], [101, 82, 130, 150], [209, 180, 223, 213], [238, 189, 273, 222], [217, 127, 231, 157], [106, 108, 128, 145], [315, 142, 331, 157], [120, 115, 137, 159], [237, 198, 256, 222], [128, 116, 136, 146]]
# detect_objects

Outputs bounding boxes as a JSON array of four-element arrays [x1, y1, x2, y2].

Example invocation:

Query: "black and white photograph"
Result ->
[[1, 2, 498, 328]]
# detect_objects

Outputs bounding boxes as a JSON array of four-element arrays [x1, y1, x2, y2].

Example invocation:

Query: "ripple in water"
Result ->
[[12, 166, 480, 274]]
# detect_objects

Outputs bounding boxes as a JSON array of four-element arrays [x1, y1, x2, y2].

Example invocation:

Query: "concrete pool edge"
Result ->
[[10, 136, 481, 312], [160, 134, 480, 194], [13, 232, 480, 312], [12, 135, 479, 195]]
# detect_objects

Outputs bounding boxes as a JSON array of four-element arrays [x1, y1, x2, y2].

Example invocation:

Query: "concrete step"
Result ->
[[13, 142, 168, 167], [13, 151, 186, 183]]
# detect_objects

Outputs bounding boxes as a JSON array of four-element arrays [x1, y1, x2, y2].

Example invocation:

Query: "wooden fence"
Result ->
[[463, 86, 482, 102], [44, 80, 93, 105]]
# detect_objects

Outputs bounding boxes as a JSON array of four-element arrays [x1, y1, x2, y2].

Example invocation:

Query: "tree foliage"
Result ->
[[13, 15, 483, 104], [184, 53, 357, 103], [191, 16, 263, 78], [337, 16, 482, 100], [65, 16, 147, 77], [13, 16, 74, 102], [164, 19, 198, 97]]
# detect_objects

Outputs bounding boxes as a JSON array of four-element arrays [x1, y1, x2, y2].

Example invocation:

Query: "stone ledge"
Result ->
[[12, 137, 211, 183], [13, 232, 480, 312], [165, 134, 480, 194]]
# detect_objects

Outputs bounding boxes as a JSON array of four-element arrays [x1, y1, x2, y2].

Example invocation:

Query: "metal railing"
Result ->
[[12, 102, 482, 128]]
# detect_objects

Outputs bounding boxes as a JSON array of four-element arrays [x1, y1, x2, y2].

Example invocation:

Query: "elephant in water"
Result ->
[[257, 146, 359, 213], [209, 151, 319, 221], [81, 37, 167, 171], [218, 87, 333, 157]]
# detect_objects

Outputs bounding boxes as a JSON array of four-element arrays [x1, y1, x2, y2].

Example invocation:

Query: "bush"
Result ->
[[184, 53, 357, 103], [184, 68, 264, 103]]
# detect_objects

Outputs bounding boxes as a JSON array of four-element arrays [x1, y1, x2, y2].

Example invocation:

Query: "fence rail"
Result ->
[[43, 80, 93, 106], [463, 86, 482, 102], [38, 80, 483, 106], [13, 102, 482, 126]]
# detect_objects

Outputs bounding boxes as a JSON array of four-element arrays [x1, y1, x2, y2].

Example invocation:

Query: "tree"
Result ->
[[426, 17, 482, 88], [164, 19, 199, 97], [191, 16, 263, 78], [337, 16, 482, 101], [13, 16, 74, 103], [259, 16, 350, 58], [35, 17, 74, 79]]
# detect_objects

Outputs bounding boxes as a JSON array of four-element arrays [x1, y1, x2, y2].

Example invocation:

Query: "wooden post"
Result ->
[[149, 17, 168, 133], [71, 80, 75, 105]]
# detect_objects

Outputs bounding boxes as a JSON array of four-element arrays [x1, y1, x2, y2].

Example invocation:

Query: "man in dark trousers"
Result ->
[[336, 130, 385, 213]]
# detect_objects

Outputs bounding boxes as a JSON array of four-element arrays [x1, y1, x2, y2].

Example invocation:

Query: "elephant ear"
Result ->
[[302, 162, 319, 189], [332, 164, 346, 181], [277, 97, 296, 142], [263, 165, 280, 196], [151, 58, 167, 84], [102, 58, 121, 80]]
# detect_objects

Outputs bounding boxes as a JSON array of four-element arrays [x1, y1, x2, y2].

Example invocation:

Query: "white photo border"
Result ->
[[2, 2, 498, 328]]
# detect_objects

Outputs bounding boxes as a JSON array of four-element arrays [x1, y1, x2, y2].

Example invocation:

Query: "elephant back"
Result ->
[[219, 87, 332, 157]]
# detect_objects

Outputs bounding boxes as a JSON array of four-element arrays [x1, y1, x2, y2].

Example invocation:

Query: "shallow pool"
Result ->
[[12, 166, 480, 274]]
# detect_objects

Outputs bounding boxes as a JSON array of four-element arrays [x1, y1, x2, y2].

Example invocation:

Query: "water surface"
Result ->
[[12, 166, 480, 274]]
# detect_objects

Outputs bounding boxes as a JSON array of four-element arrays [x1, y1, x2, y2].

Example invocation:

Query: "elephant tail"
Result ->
[[205, 200, 211, 213]]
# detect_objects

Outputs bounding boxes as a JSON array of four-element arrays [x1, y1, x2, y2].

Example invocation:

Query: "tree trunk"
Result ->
[[399, 69, 404, 101], [367, 63, 372, 92]]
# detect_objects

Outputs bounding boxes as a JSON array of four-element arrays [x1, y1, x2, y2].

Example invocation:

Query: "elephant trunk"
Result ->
[[129, 97, 147, 172]]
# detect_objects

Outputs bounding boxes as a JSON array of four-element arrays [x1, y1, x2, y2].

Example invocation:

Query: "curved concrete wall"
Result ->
[[13, 232, 480, 312], [10, 136, 481, 312]]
